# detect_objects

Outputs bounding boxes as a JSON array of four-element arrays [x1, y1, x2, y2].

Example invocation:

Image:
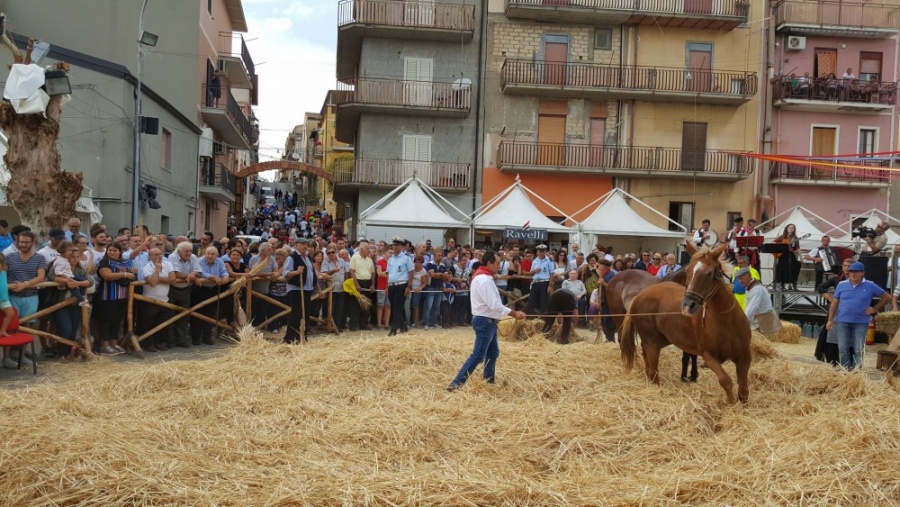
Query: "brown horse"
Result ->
[[607, 268, 697, 381], [620, 243, 751, 404]]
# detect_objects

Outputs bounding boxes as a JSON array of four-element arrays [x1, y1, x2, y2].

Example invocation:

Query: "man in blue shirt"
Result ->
[[826, 261, 890, 370], [191, 246, 229, 345], [423, 249, 447, 330], [0, 220, 12, 252], [526, 244, 554, 315], [386, 237, 414, 336]]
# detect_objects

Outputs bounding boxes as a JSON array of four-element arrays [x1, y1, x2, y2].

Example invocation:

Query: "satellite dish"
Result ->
[[452, 78, 472, 90]]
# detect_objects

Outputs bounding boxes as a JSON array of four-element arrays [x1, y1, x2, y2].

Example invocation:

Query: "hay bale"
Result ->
[[875, 311, 900, 338], [750, 331, 781, 361], [2, 326, 900, 505], [768, 320, 802, 344], [499, 318, 545, 342]]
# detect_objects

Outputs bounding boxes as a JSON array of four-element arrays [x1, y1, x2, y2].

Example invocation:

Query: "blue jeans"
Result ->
[[836, 321, 867, 370], [422, 291, 441, 327], [451, 316, 500, 386]]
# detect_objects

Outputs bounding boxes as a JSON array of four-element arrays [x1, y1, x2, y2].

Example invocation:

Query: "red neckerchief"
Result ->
[[473, 266, 492, 280]]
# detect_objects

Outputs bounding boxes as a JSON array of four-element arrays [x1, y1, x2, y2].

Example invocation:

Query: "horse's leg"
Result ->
[[541, 316, 554, 335], [680, 352, 690, 382], [735, 355, 750, 403], [690, 354, 698, 383], [701, 352, 736, 404], [645, 344, 662, 384], [559, 310, 572, 345]]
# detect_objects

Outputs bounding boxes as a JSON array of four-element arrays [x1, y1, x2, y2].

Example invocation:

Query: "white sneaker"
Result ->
[[19, 356, 33, 366], [113, 345, 126, 354], [2, 357, 19, 369]]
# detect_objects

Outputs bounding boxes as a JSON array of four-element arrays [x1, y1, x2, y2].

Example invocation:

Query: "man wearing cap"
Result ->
[[526, 244, 553, 315], [731, 255, 760, 311], [282, 237, 320, 343], [826, 261, 890, 370], [387, 237, 414, 336], [725, 217, 744, 262], [737, 267, 772, 331], [863, 221, 890, 256]]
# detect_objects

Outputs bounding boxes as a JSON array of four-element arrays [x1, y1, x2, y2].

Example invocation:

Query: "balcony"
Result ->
[[772, 78, 896, 113], [218, 35, 256, 89], [333, 158, 471, 195], [497, 141, 752, 181], [199, 163, 237, 202], [337, 0, 475, 82], [201, 83, 256, 150], [502, 60, 756, 105], [334, 78, 472, 143], [775, 0, 900, 38], [770, 160, 890, 187], [505, 0, 748, 31]]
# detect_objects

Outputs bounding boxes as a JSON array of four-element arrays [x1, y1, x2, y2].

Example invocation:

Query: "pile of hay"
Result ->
[[1, 326, 898, 505], [498, 317, 545, 341], [750, 331, 781, 360], [768, 320, 803, 344], [875, 311, 900, 338]]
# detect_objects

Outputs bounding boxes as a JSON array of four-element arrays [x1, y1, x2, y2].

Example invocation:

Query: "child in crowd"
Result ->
[[0, 254, 15, 335], [53, 255, 91, 307]]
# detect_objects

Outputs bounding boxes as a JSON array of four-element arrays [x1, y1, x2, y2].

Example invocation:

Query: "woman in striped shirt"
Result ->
[[94, 242, 135, 355]]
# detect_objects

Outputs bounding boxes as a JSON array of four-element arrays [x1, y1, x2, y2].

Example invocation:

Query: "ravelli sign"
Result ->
[[503, 228, 548, 242]]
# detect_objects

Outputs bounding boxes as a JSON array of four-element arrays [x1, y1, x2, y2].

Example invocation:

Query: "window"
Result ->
[[859, 128, 877, 156], [160, 215, 170, 235], [669, 202, 695, 232], [161, 128, 172, 171], [859, 52, 882, 82], [594, 28, 612, 50], [726, 211, 742, 230], [402, 134, 432, 181]]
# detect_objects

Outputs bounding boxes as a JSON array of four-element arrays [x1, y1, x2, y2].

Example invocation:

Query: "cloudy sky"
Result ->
[[241, 0, 337, 172]]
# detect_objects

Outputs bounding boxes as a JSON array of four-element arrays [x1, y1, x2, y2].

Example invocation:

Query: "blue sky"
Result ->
[[241, 0, 338, 167]]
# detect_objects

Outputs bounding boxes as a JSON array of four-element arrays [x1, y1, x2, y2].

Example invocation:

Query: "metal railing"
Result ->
[[772, 78, 896, 105], [240, 36, 255, 78], [200, 163, 237, 193], [770, 160, 890, 183], [498, 141, 752, 175], [507, 0, 749, 18], [338, 0, 475, 30], [334, 158, 471, 190], [336, 78, 471, 110], [775, 0, 900, 30], [201, 83, 256, 147], [502, 60, 757, 96]]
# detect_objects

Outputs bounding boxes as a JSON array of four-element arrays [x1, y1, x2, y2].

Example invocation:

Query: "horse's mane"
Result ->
[[690, 246, 733, 278]]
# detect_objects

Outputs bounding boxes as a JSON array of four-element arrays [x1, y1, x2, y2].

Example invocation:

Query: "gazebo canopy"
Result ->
[[472, 175, 573, 233], [359, 176, 469, 229], [760, 206, 840, 249], [574, 188, 686, 238], [830, 209, 900, 245]]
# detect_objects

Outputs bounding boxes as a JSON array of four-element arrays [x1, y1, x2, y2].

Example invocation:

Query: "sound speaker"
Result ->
[[858, 256, 889, 291]]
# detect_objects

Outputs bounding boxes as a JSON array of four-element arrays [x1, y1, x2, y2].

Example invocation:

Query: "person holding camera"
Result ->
[[862, 222, 890, 256]]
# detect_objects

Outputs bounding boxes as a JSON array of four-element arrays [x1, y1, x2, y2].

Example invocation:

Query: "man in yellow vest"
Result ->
[[731, 255, 760, 310]]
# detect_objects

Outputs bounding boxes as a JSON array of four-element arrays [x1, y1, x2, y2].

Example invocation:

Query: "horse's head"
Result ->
[[681, 243, 728, 316]]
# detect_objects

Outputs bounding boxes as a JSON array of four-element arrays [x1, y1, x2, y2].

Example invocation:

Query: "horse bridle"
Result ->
[[683, 268, 724, 307]]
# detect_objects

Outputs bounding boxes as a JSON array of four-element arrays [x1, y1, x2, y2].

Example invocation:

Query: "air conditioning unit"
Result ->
[[213, 140, 226, 154], [786, 36, 806, 51], [217, 59, 227, 73]]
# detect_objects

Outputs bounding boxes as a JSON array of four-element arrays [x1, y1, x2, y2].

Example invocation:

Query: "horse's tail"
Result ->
[[559, 310, 572, 345], [620, 314, 637, 371]]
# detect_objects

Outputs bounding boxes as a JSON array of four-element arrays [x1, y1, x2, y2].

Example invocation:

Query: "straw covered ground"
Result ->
[[1, 326, 899, 506]]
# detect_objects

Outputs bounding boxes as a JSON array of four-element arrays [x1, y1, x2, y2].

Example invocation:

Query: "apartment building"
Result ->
[[483, 0, 763, 235], [332, 0, 482, 240], [317, 92, 353, 219], [766, 0, 900, 226]]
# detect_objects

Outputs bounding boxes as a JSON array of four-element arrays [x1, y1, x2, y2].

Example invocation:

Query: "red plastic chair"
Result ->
[[0, 308, 37, 374]]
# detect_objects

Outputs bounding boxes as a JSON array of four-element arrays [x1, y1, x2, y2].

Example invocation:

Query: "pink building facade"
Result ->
[[768, 1, 899, 226]]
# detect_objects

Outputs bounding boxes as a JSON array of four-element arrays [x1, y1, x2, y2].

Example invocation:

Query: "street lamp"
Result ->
[[132, 0, 156, 229], [43, 70, 71, 96]]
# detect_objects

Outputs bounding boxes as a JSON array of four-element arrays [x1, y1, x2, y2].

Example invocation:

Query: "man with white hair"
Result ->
[[166, 241, 201, 348]]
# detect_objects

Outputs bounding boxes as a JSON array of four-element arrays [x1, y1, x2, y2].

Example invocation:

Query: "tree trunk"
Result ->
[[0, 99, 82, 237]]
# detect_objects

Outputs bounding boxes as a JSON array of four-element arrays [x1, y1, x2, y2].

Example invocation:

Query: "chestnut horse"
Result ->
[[607, 269, 697, 382], [620, 243, 751, 404]]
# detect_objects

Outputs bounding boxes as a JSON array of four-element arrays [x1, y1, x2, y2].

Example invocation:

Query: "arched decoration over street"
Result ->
[[234, 161, 334, 182]]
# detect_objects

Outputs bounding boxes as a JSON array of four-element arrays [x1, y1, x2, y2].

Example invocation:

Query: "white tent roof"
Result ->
[[360, 176, 469, 229], [831, 209, 900, 245], [472, 176, 572, 233], [575, 188, 686, 238], [760, 206, 839, 246]]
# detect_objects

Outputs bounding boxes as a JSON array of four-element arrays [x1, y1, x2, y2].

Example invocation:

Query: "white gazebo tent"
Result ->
[[471, 175, 573, 247], [757, 206, 841, 285], [573, 187, 687, 254], [358, 175, 470, 244]]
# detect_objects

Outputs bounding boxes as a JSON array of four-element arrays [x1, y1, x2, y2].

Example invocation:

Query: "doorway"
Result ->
[[544, 38, 568, 86], [811, 126, 836, 179], [681, 122, 707, 172]]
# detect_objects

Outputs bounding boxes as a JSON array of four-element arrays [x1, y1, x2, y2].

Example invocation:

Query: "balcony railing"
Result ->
[[334, 158, 471, 190], [201, 83, 256, 149], [506, 0, 749, 28], [772, 78, 896, 108], [770, 160, 890, 184], [502, 59, 757, 98], [775, 0, 900, 33], [498, 141, 752, 176], [200, 163, 237, 193], [336, 78, 472, 110], [240, 37, 255, 78], [338, 0, 475, 31]]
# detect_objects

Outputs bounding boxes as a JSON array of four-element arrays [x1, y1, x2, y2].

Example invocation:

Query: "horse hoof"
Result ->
[[690, 376, 698, 383], [681, 376, 689, 383]]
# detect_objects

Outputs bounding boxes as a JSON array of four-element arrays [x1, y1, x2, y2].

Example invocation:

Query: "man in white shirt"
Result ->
[[37, 228, 66, 267], [448, 251, 525, 391], [141, 247, 177, 352]]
